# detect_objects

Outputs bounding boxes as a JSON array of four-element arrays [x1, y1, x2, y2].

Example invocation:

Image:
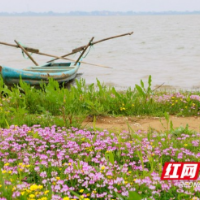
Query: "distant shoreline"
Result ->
[[1, 11, 200, 16]]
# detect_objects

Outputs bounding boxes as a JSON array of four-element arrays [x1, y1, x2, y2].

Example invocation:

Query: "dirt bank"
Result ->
[[83, 116, 200, 132]]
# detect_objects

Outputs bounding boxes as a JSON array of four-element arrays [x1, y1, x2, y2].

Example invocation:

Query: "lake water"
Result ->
[[0, 15, 200, 90]]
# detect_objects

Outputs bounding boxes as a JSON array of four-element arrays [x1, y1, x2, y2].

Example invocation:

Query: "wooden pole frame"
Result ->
[[47, 32, 133, 63], [0, 31, 134, 68], [14, 40, 39, 66], [0, 41, 39, 53], [75, 37, 94, 65], [0, 40, 109, 68]]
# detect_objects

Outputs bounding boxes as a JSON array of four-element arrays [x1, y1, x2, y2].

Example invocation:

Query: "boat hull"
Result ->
[[0, 62, 80, 86]]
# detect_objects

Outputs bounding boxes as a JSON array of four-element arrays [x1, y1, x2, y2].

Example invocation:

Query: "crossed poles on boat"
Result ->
[[0, 32, 133, 68]]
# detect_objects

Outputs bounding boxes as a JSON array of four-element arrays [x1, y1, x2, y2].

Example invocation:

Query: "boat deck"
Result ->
[[23, 66, 76, 73]]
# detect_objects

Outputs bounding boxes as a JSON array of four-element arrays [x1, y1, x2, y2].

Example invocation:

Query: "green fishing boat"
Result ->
[[0, 32, 133, 86], [0, 62, 80, 86]]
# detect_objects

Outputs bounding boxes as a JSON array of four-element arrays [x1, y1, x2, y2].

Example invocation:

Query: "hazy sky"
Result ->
[[0, 0, 200, 12]]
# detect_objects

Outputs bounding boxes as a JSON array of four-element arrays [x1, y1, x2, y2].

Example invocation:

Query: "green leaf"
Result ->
[[147, 132, 151, 141], [117, 135, 123, 143], [32, 132, 40, 139], [148, 75, 152, 88], [140, 79, 145, 89], [128, 191, 142, 200], [5, 119, 10, 129], [69, 190, 81, 198], [93, 134, 97, 143], [105, 152, 109, 162], [85, 156, 91, 163], [109, 151, 115, 165], [164, 112, 169, 123], [135, 85, 145, 97], [186, 97, 191, 102], [114, 192, 124, 200], [116, 150, 121, 159], [112, 87, 121, 99], [73, 163, 77, 170], [77, 160, 81, 169], [97, 78, 102, 91], [147, 75, 152, 93], [170, 121, 174, 131]]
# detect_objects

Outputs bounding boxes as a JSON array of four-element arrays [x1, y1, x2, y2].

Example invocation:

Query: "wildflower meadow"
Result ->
[[1, 76, 200, 200]]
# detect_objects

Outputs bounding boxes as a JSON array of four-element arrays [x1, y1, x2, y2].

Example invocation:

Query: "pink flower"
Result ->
[[40, 171, 47, 178]]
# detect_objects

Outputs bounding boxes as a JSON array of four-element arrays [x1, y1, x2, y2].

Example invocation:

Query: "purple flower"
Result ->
[[40, 171, 47, 178]]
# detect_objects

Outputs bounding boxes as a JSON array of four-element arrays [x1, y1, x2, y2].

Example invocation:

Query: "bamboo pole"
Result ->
[[75, 37, 94, 65], [35, 51, 111, 68], [0, 41, 39, 53], [14, 40, 39, 66], [47, 52, 75, 63], [0, 40, 110, 68], [47, 31, 133, 63], [74, 31, 134, 51]]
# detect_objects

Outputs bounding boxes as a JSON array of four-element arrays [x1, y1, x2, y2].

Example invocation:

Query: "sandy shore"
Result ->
[[83, 116, 200, 132]]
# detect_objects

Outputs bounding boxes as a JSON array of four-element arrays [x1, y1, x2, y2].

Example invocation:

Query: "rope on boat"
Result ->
[[82, 44, 94, 58], [18, 42, 33, 60], [71, 44, 94, 64]]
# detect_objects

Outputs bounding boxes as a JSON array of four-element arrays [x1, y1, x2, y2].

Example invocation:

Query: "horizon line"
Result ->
[[0, 10, 200, 16]]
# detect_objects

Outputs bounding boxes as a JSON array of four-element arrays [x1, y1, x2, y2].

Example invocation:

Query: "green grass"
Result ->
[[0, 75, 200, 128]]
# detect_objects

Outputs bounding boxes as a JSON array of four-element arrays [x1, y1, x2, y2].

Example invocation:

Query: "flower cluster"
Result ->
[[154, 93, 200, 115], [0, 125, 200, 199]]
